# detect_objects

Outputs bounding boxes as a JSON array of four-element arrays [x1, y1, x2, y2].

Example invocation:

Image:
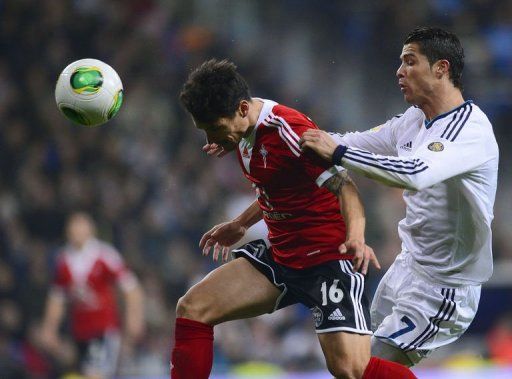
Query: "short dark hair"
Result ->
[[179, 59, 251, 123], [404, 27, 464, 90]]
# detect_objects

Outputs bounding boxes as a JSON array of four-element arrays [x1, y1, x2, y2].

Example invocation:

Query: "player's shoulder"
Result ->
[[398, 105, 424, 122], [439, 101, 494, 142], [55, 248, 69, 266], [467, 102, 492, 128], [95, 239, 121, 257], [382, 106, 423, 132], [266, 102, 316, 129]]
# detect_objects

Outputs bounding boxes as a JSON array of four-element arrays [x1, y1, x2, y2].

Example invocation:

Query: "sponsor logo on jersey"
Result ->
[[328, 308, 346, 321], [263, 210, 292, 221], [242, 146, 250, 158], [399, 141, 413, 151], [428, 142, 444, 152], [312, 306, 324, 327]]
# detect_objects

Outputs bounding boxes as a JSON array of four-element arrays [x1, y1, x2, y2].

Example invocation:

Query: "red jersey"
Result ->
[[236, 99, 349, 269], [53, 238, 136, 341]]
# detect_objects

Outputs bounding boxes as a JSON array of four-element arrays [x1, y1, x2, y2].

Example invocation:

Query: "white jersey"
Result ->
[[332, 101, 499, 286]]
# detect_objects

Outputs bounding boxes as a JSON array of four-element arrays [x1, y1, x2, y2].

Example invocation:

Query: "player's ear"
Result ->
[[435, 59, 450, 79], [239, 100, 249, 118]]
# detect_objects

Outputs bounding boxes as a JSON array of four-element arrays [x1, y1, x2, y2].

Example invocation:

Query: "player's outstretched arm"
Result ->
[[323, 171, 380, 275], [199, 200, 263, 262]]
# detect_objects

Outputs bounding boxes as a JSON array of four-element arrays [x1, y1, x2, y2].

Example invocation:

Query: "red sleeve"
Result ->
[[53, 256, 71, 289]]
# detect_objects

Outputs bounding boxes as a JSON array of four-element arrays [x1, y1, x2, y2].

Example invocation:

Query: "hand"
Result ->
[[199, 221, 247, 262], [299, 130, 339, 161], [340, 239, 381, 275], [202, 143, 229, 158], [38, 327, 61, 353]]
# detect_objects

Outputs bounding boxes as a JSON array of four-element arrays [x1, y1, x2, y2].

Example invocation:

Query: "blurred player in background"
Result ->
[[40, 212, 145, 379], [300, 27, 499, 367], [173, 59, 416, 379]]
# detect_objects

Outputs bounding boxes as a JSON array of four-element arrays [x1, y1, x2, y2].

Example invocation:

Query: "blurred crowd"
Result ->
[[0, 0, 511, 377]]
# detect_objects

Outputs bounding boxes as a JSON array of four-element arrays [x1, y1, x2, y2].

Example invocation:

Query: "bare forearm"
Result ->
[[42, 292, 65, 333], [340, 181, 366, 241], [324, 171, 366, 241], [233, 200, 263, 229], [124, 284, 144, 337]]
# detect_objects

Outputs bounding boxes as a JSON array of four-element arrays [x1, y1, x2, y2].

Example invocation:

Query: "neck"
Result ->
[[419, 86, 465, 120], [243, 98, 264, 137]]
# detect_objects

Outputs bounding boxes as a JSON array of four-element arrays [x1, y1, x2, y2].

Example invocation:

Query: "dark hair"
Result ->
[[179, 59, 251, 123], [404, 27, 464, 90]]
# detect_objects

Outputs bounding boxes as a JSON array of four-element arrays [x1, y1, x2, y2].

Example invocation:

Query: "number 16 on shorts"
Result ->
[[321, 280, 344, 305]]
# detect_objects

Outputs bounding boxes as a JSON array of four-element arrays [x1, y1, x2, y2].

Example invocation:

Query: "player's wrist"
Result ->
[[346, 236, 365, 243], [332, 145, 348, 165], [231, 218, 248, 233]]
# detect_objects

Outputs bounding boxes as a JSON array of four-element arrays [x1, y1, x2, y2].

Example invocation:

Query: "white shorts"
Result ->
[[371, 252, 481, 365]]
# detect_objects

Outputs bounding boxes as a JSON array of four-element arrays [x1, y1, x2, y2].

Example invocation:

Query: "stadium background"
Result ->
[[1, 0, 511, 378]]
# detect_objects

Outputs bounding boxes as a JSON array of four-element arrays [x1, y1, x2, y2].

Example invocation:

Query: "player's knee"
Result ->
[[326, 356, 367, 379], [176, 292, 202, 321], [371, 336, 414, 367], [175, 290, 216, 325]]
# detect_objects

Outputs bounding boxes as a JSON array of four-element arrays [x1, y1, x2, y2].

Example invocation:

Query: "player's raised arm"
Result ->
[[322, 170, 380, 274]]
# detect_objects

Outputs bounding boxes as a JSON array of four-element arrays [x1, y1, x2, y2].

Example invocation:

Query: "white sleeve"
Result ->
[[330, 114, 404, 156], [339, 120, 491, 191]]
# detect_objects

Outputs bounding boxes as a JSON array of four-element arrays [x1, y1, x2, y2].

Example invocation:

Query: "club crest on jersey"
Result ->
[[242, 146, 250, 158], [260, 144, 268, 168], [312, 306, 324, 328], [428, 142, 444, 152]]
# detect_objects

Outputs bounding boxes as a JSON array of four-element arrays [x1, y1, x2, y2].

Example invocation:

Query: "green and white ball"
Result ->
[[55, 58, 123, 127]]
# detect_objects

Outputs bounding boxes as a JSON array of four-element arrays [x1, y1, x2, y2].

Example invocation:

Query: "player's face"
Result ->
[[195, 113, 248, 152], [396, 43, 439, 105], [66, 214, 94, 248]]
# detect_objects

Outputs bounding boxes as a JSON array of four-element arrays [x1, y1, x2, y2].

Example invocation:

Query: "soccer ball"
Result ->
[[55, 58, 123, 127]]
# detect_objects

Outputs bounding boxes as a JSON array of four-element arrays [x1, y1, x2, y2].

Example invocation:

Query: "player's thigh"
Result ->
[[370, 259, 399, 330], [176, 257, 282, 325], [317, 332, 371, 378], [373, 271, 481, 365]]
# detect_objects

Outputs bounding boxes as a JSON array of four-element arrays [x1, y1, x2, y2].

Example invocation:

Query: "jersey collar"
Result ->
[[424, 100, 473, 129], [242, 98, 278, 144]]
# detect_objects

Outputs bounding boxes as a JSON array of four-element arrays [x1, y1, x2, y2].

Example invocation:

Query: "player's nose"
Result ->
[[396, 64, 405, 78]]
